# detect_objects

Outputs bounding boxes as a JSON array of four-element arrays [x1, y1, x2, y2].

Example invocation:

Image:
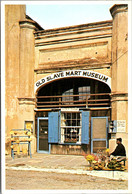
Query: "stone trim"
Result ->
[[35, 26, 112, 40], [26, 15, 43, 30], [34, 20, 112, 36], [35, 33, 112, 47], [19, 19, 42, 31], [39, 41, 108, 52], [110, 93, 128, 102], [18, 97, 35, 105], [35, 59, 111, 71], [110, 4, 128, 18], [34, 64, 111, 74], [110, 92, 128, 96]]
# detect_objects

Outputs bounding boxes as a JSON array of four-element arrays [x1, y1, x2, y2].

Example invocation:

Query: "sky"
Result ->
[[26, 3, 113, 29]]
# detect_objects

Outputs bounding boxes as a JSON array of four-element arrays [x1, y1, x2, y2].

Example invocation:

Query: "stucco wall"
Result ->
[[34, 21, 112, 84], [5, 5, 26, 152]]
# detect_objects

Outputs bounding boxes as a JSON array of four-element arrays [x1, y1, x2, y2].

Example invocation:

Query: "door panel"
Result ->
[[48, 112, 59, 143], [91, 117, 108, 153], [93, 141, 106, 153], [37, 118, 49, 152], [81, 111, 90, 144], [92, 118, 107, 139]]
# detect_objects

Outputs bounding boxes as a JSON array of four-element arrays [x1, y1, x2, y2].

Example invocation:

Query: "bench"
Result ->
[[10, 129, 32, 159]]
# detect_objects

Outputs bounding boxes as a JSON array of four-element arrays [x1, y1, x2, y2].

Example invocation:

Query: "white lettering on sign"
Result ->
[[61, 108, 79, 112], [117, 120, 126, 132], [35, 70, 111, 92]]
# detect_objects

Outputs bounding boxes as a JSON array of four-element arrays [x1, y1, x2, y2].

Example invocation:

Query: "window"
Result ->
[[60, 112, 81, 144], [62, 88, 73, 104], [24, 121, 34, 134], [78, 86, 90, 100], [62, 86, 90, 104], [48, 111, 89, 145]]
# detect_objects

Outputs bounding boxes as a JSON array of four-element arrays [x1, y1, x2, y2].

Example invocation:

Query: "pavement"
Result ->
[[5, 153, 128, 180]]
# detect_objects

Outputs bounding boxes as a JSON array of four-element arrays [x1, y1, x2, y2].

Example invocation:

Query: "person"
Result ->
[[110, 138, 126, 162]]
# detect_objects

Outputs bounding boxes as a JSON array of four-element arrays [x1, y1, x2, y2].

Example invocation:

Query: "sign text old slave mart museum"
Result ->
[[35, 70, 111, 91]]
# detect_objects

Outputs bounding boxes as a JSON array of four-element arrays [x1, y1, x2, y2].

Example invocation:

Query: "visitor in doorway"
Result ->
[[110, 138, 126, 162]]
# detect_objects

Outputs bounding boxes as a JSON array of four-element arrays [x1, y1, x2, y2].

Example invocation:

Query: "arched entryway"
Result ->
[[35, 77, 111, 154], [37, 77, 111, 109]]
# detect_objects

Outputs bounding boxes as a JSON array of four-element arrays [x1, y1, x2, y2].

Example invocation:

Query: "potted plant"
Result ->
[[64, 138, 77, 143]]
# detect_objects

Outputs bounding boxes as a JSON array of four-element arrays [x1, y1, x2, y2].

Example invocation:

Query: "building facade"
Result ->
[[5, 4, 128, 156]]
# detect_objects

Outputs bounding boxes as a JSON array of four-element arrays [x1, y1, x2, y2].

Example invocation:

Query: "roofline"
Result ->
[[26, 15, 44, 30], [110, 4, 128, 18], [34, 20, 112, 34]]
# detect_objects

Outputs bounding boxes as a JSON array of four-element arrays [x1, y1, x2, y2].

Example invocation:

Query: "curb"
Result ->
[[5, 166, 128, 180]]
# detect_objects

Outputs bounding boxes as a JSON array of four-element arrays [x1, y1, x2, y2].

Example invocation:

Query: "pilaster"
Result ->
[[109, 4, 128, 154]]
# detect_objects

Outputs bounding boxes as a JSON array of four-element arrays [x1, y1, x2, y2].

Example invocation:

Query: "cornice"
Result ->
[[20, 20, 37, 30], [35, 26, 112, 40], [35, 33, 112, 47], [34, 20, 112, 36], [110, 4, 128, 18], [19, 19, 43, 31], [39, 41, 108, 53], [18, 97, 35, 100], [110, 92, 128, 96], [18, 97, 35, 105], [34, 60, 111, 73], [26, 15, 43, 30]]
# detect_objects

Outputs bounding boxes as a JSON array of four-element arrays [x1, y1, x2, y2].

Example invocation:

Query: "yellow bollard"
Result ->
[[22, 146, 27, 157], [27, 132, 31, 136], [22, 148, 27, 154], [17, 143, 20, 157]]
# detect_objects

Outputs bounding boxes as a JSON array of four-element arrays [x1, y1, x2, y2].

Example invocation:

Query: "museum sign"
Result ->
[[35, 70, 111, 92]]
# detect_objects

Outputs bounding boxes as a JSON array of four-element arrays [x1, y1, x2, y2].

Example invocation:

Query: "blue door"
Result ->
[[91, 117, 108, 153]]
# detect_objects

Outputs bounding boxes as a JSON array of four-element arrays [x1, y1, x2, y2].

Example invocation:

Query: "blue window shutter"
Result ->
[[81, 111, 89, 144], [58, 111, 61, 143], [48, 112, 59, 143]]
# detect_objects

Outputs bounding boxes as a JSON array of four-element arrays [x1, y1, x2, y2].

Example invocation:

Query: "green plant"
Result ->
[[107, 159, 125, 171]]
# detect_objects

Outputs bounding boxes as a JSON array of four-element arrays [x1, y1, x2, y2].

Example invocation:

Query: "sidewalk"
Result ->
[[5, 153, 128, 180]]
